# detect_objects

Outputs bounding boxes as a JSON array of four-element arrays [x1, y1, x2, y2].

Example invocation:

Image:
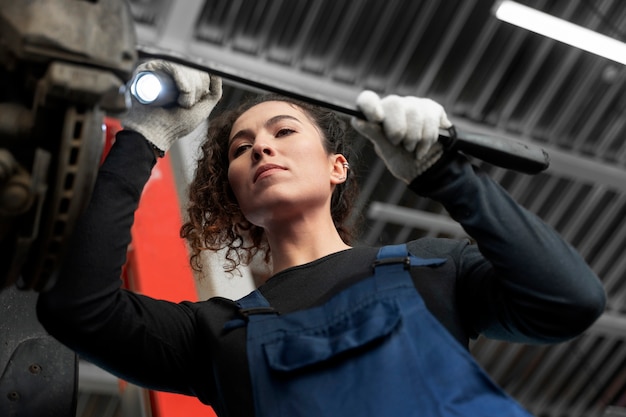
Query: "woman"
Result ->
[[37, 60, 606, 416], [182, 93, 362, 276]]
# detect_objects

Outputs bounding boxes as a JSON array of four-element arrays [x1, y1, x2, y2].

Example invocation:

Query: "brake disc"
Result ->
[[17, 106, 104, 291]]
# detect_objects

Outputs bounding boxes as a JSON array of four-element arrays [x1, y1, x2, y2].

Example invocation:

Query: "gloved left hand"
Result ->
[[350, 91, 452, 183], [121, 59, 223, 155]]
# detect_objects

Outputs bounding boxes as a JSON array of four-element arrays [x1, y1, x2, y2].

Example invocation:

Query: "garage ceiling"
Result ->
[[82, 1, 626, 416]]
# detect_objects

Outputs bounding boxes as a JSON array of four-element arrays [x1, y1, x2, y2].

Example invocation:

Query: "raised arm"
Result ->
[[37, 61, 223, 392], [351, 91, 606, 344]]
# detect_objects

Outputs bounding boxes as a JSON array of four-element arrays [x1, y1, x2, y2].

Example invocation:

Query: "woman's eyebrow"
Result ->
[[229, 129, 253, 145], [229, 114, 302, 144], [264, 114, 301, 128]]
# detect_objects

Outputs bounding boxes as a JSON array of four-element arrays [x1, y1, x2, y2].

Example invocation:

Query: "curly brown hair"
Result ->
[[180, 94, 360, 273]]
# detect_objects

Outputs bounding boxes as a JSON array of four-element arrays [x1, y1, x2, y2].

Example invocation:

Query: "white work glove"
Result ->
[[121, 59, 222, 154], [350, 91, 452, 183]]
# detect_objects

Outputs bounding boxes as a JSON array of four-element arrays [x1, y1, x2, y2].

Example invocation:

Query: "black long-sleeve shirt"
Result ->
[[37, 131, 606, 416]]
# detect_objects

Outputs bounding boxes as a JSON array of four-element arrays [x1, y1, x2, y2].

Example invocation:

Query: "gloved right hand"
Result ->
[[121, 59, 223, 155], [351, 91, 452, 183]]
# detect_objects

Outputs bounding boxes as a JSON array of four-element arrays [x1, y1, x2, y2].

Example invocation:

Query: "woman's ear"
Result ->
[[330, 154, 349, 185]]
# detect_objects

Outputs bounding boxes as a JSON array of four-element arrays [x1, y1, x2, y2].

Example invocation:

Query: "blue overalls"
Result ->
[[231, 244, 535, 416]]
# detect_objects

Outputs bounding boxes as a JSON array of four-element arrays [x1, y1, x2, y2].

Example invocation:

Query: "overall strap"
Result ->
[[376, 243, 446, 267], [237, 289, 271, 310], [224, 290, 277, 330], [372, 244, 446, 291]]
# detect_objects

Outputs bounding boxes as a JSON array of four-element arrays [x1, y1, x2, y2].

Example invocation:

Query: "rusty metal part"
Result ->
[[0, 0, 138, 291]]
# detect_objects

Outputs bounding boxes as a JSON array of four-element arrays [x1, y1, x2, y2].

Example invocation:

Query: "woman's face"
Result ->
[[227, 101, 346, 227]]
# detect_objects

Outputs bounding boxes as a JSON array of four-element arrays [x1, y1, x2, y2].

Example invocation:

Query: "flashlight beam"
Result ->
[[136, 44, 549, 175]]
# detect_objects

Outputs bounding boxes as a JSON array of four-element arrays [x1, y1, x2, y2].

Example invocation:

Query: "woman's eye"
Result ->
[[232, 144, 251, 158], [276, 128, 295, 137]]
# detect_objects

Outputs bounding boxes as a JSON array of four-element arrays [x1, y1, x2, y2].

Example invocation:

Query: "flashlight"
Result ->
[[129, 70, 178, 106]]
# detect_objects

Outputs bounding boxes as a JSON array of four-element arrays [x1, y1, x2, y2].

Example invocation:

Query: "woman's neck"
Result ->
[[264, 215, 351, 276]]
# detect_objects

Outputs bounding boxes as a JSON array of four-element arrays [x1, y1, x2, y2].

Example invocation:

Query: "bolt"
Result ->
[[0, 175, 32, 215], [28, 363, 42, 374], [7, 391, 20, 401]]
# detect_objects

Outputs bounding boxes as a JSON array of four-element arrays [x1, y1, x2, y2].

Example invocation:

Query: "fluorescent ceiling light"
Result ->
[[493, 0, 626, 65]]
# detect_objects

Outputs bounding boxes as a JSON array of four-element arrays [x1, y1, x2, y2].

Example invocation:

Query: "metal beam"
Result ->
[[588, 312, 626, 339], [367, 201, 466, 236], [453, 119, 626, 193]]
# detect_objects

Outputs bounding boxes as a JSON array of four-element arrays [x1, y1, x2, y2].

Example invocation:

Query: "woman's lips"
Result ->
[[254, 164, 287, 183]]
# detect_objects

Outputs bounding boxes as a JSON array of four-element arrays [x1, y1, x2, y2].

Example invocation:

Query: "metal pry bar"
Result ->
[[135, 44, 550, 175]]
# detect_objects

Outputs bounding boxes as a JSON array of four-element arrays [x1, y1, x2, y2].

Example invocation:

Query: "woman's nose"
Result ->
[[252, 140, 274, 161]]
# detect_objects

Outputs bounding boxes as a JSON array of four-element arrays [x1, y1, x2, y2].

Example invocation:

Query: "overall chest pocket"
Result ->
[[262, 299, 402, 372]]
